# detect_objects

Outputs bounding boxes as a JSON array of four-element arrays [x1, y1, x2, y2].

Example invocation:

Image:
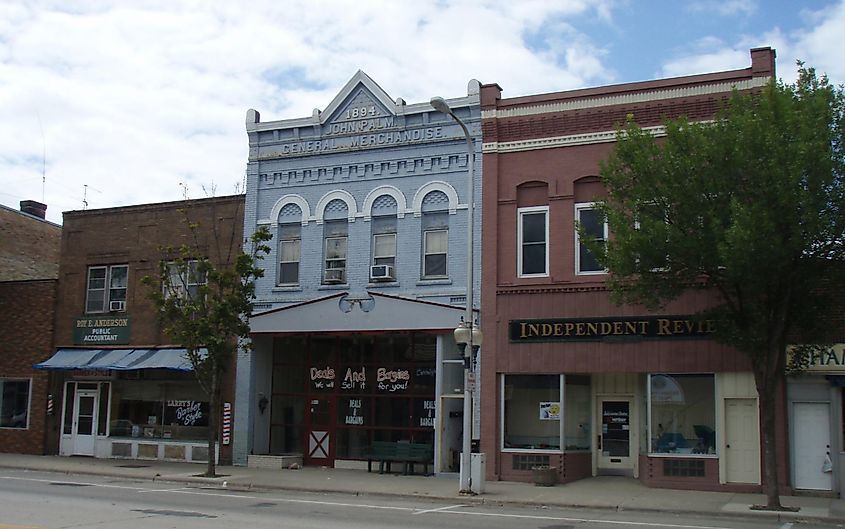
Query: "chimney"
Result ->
[[20, 200, 47, 219]]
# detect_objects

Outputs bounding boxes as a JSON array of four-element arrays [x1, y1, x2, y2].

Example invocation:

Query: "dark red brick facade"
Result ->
[[480, 48, 787, 492]]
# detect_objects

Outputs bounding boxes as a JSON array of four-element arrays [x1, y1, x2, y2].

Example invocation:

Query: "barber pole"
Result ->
[[46, 394, 53, 415], [222, 402, 231, 445]]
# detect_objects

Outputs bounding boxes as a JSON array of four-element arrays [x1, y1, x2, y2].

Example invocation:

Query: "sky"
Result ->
[[1, 0, 843, 224]]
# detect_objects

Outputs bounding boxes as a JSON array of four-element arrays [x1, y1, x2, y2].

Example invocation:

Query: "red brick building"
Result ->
[[38, 196, 243, 464], [478, 48, 792, 492], [0, 201, 61, 454]]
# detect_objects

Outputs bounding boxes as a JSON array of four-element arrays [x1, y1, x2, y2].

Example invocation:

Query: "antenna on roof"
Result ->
[[37, 113, 46, 203], [82, 184, 102, 210]]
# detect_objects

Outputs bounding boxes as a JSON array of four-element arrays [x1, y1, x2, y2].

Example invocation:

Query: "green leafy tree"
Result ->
[[592, 66, 845, 509], [143, 207, 271, 477]]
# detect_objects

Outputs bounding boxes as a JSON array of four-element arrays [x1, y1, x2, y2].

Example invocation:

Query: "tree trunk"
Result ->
[[757, 378, 782, 509], [206, 372, 219, 478]]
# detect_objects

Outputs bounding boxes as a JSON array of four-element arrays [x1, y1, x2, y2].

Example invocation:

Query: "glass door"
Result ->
[[72, 390, 98, 456], [597, 398, 633, 475]]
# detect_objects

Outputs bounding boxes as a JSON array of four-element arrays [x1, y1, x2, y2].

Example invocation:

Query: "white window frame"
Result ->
[[575, 202, 608, 275], [422, 228, 448, 279], [323, 235, 348, 286], [278, 238, 301, 286], [85, 264, 128, 313], [164, 260, 206, 299], [517, 206, 549, 278], [372, 233, 396, 267], [0, 378, 31, 430]]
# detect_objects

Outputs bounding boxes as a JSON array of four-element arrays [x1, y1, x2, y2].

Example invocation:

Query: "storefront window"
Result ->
[[109, 371, 209, 441], [503, 374, 562, 450], [270, 333, 437, 460], [564, 375, 590, 450], [650, 374, 716, 454]]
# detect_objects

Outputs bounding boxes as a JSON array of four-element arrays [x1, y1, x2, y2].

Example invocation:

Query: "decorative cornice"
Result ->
[[482, 77, 770, 120], [482, 125, 666, 153]]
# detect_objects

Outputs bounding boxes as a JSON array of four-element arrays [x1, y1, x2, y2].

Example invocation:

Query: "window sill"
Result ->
[[502, 447, 563, 454], [272, 286, 302, 292], [318, 284, 349, 290], [416, 278, 452, 286], [367, 281, 399, 288]]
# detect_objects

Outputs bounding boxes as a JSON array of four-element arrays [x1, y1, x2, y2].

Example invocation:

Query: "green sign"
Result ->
[[73, 316, 130, 345]]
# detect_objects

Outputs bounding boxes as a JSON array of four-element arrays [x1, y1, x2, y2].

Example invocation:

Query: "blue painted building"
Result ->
[[234, 72, 481, 473]]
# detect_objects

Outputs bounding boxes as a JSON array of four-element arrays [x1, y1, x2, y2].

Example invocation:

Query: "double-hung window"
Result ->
[[575, 203, 607, 274], [165, 260, 206, 299], [422, 211, 448, 278], [371, 215, 397, 270], [323, 220, 348, 284], [517, 206, 548, 277], [86, 264, 128, 313], [278, 222, 301, 286]]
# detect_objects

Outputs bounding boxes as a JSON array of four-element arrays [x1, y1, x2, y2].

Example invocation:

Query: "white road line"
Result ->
[[780, 523, 793, 529], [135, 487, 193, 493], [0, 475, 739, 529], [435, 509, 735, 529], [413, 504, 466, 515]]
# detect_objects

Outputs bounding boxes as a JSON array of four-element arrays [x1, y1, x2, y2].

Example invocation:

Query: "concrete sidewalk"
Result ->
[[0, 453, 843, 524]]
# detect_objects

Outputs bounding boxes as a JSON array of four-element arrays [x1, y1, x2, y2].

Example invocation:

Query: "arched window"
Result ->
[[421, 191, 449, 279]]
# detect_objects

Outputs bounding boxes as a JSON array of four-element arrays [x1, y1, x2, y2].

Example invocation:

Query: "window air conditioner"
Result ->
[[370, 264, 395, 281], [324, 269, 346, 284], [109, 300, 126, 312]]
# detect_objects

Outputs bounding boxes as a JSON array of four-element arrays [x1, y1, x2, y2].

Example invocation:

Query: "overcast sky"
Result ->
[[2, 0, 843, 224]]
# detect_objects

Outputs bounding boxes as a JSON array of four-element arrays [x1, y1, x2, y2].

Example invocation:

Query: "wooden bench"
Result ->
[[365, 441, 433, 475]]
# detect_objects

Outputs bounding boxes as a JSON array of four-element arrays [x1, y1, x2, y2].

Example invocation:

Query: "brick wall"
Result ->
[[54, 195, 244, 463], [0, 280, 57, 454]]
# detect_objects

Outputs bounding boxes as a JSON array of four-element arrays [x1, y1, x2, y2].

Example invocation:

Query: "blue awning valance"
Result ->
[[34, 348, 205, 372]]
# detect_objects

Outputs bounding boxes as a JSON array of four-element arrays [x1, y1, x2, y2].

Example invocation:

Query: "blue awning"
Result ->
[[34, 348, 205, 372]]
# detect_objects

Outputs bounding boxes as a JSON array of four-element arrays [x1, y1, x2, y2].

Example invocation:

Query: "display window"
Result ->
[[649, 374, 716, 455], [109, 370, 209, 441], [270, 333, 436, 460], [503, 374, 563, 451]]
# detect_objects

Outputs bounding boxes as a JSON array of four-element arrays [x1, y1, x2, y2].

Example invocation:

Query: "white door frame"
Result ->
[[71, 389, 99, 456], [596, 396, 635, 476]]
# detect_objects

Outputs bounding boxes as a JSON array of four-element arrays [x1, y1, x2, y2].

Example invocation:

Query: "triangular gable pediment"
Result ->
[[320, 70, 400, 126], [250, 291, 472, 334]]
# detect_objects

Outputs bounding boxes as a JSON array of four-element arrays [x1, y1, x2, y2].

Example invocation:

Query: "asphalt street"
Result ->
[[0, 469, 838, 529]]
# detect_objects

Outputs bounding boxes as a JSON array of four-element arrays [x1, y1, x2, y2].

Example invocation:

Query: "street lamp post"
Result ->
[[430, 96, 481, 494]]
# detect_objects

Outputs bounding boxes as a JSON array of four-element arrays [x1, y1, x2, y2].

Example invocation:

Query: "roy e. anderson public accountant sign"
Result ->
[[510, 315, 715, 343], [73, 316, 130, 345]]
